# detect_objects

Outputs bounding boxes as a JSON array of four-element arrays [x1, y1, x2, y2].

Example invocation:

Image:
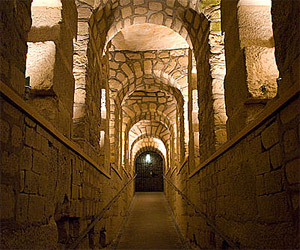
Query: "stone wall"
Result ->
[[25, 0, 77, 138], [165, 1, 300, 247], [0, 1, 133, 248], [73, 0, 111, 169], [166, 94, 299, 249], [272, 0, 300, 96], [87, 0, 228, 167], [221, 0, 279, 138], [0, 94, 134, 249], [0, 0, 32, 96], [109, 49, 188, 168]]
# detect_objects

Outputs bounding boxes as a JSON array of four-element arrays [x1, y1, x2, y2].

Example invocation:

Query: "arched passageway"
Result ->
[[135, 151, 164, 192], [0, 0, 299, 249]]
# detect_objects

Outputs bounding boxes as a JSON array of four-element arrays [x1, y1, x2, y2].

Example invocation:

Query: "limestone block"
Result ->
[[261, 122, 279, 150], [134, 62, 143, 78], [253, 151, 270, 175], [280, 98, 300, 124], [135, 7, 147, 14], [166, 0, 175, 7], [121, 6, 132, 18], [24, 171, 39, 194], [0, 119, 10, 143], [20, 146, 33, 171], [134, 0, 145, 4], [255, 175, 265, 195], [11, 64, 27, 96], [149, 13, 164, 25], [16, 193, 29, 223], [110, 62, 120, 70], [120, 0, 131, 6], [244, 46, 278, 99], [264, 170, 283, 194], [269, 144, 282, 169], [11, 125, 22, 147], [185, 9, 194, 23], [257, 192, 289, 222], [178, 56, 188, 66], [26, 41, 56, 93], [28, 195, 45, 222], [154, 61, 164, 71], [78, 22, 89, 35], [115, 52, 126, 62], [78, 7, 92, 20], [116, 72, 126, 82], [38, 175, 49, 196], [110, 79, 122, 89], [144, 60, 152, 74], [149, 2, 163, 11], [283, 129, 298, 154], [144, 52, 156, 59], [1, 151, 19, 177], [0, 184, 15, 219], [165, 61, 176, 74], [127, 53, 142, 59], [237, 5, 274, 48], [121, 63, 134, 78], [74, 89, 86, 104], [194, 14, 201, 30], [3, 101, 23, 121], [33, 150, 48, 175], [73, 104, 86, 120], [286, 158, 300, 185], [29, 4, 62, 41]]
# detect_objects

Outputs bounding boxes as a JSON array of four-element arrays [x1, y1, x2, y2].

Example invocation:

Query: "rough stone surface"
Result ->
[[0, 0, 299, 249]]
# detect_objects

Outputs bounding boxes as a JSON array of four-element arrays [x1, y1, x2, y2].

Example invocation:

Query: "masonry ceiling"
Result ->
[[111, 24, 189, 51]]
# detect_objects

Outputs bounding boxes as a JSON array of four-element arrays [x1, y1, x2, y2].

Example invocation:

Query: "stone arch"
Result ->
[[132, 139, 167, 168], [122, 111, 175, 164], [130, 134, 170, 168], [75, 0, 228, 166], [108, 49, 188, 105], [129, 121, 170, 148], [123, 104, 177, 133]]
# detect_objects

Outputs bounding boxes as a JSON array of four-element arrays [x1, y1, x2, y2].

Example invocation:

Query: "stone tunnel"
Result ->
[[0, 0, 299, 249]]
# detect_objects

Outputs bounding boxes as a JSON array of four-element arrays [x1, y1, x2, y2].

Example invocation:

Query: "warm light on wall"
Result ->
[[238, 0, 271, 6], [32, 0, 62, 7]]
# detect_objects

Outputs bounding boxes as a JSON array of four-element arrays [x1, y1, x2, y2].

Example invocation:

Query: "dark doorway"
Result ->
[[135, 151, 164, 192]]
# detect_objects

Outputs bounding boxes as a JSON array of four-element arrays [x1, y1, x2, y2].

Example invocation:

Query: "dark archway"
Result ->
[[135, 151, 164, 192]]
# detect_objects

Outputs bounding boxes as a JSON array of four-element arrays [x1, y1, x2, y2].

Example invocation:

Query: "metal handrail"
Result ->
[[163, 175, 240, 249], [66, 174, 137, 249]]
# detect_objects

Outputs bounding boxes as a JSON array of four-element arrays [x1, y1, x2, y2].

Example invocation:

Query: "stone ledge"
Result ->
[[189, 83, 300, 179], [0, 80, 111, 179]]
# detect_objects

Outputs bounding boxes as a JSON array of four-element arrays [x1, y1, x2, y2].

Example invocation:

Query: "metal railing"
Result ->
[[163, 175, 240, 249], [66, 174, 137, 249]]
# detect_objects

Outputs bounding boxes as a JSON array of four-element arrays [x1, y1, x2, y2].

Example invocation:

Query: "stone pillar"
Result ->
[[188, 49, 200, 172], [0, 0, 32, 95], [272, 0, 300, 95], [222, 0, 279, 138], [196, 10, 227, 162], [26, 0, 77, 137]]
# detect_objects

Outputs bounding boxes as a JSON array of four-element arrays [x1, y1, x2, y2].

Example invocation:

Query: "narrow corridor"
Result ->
[[114, 193, 186, 249]]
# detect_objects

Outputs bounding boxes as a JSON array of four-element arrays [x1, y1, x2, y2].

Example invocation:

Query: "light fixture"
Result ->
[[146, 154, 151, 163]]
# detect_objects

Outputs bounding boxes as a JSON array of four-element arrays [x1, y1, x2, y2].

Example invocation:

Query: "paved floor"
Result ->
[[115, 192, 186, 249]]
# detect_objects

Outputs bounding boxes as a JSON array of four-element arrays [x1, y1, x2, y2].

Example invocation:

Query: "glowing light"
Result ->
[[146, 154, 151, 163]]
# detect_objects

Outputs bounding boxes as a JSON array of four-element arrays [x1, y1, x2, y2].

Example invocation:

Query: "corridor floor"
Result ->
[[114, 192, 186, 249]]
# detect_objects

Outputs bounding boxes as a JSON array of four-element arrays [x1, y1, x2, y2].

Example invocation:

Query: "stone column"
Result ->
[[222, 0, 278, 138], [26, 0, 77, 137], [272, 0, 300, 95]]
